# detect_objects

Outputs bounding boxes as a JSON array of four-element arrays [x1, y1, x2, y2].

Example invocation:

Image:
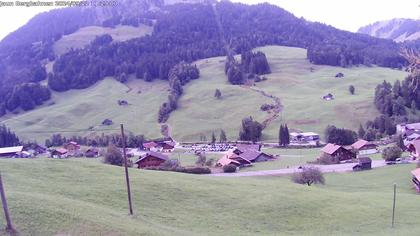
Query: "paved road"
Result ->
[[210, 160, 388, 177]]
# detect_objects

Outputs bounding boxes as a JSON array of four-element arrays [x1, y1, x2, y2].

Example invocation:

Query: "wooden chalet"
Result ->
[[351, 139, 378, 156], [0, 146, 23, 157], [320, 143, 356, 161], [353, 157, 372, 171], [51, 148, 68, 158], [135, 151, 169, 168], [161, 141, 175, 152], [85, 148, 99, 158], [216, 157, 241, 167], [216, 150, 252, 167], [407, 139, 420, 160], [143, 141, 158, 151], [411, 168, 420, 193], [64, 141, 80, 153], [233, 148, 275, 163]]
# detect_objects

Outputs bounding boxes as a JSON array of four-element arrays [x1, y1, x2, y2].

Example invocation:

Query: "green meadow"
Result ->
[[0, 158, 419, 235]]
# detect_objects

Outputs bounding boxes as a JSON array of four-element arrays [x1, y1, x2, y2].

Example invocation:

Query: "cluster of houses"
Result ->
[[398, 122, 420, 160], [318, 139, 379, 170], [216, 144, 276, 168], [142, 140, 176, 153], [180, 143, 236, 153]]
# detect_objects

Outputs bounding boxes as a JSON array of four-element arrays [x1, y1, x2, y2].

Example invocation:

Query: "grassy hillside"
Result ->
[[53, 25, 153, 56], [0, 78, 167, 142], [169, 46, 409, 142], [0, 158, 419, 235], [0, 46, 408, 143]]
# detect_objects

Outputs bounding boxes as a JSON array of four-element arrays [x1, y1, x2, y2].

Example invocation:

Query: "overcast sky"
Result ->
[[0, 0, 419, 40]]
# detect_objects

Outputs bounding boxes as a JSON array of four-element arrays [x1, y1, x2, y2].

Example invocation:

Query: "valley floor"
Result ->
[[0, 158, 419, 236]]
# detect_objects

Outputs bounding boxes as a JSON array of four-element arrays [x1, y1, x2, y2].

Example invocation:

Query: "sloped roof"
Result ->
[[351, 139, 377, 150], [135, 151, 169, 163], [406, 123, 420, 130], [411, 168, 420, 181], [54, 148, 68, 154], [143, 142, 158, 149], [239, 150, 262, 162], [217, 156, 240, 166], [0, 146, 23, 154], [409, 139, 420, 152], [321, 143, 342, 155]]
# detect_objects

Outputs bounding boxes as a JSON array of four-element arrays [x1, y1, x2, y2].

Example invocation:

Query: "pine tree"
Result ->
[[284, 124, 290, 146], [211, 132, 216, 144], [349, 85, 355, 95], [279, 124, 285, 146], [219, 129, 227, 143], [214, 89, 222, 99], [358, 124, 366, 138]]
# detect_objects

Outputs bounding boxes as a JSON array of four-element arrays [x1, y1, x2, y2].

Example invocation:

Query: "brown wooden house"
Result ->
[[320, 143, 356, 162], [161, 141, 175, 152], [411, 168, 420, 193], [351, 139, 378, 156], [135, 151, 169, 168], [64, 141, 80, 153]]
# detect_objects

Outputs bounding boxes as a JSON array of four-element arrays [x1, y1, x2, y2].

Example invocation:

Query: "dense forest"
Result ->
[[0, 0, 414, 116], [44, 133, 145, 148], [360, 72, 420, 140], [225, 50, 271, 85]]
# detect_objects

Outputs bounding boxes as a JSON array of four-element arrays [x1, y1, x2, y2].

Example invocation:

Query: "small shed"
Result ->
[[85, 148, 99, 158], [407, 139, 420, 159], [335, 72, 344, 78], [322, 93, 334, 101], [135, 151, 169, 168], [353, 157, 372, 171], [51, 148, 68, 158]]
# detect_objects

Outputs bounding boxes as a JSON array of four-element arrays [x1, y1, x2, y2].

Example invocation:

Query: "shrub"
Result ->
[[223, 164, 237, 173], [317, 154, 340, 165], [205, 158, 214, 167], [183, 166, 211, 174], [382, 146, 402, 161], [103, 144, 123, 166], [160, 159, 180, 169], [195, 152, 206, 166], [292, 167, 325, 186], [260, 104, 275, 111]]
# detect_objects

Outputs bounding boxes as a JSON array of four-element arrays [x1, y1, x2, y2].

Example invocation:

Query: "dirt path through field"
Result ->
[[241, 85, 283, 129]]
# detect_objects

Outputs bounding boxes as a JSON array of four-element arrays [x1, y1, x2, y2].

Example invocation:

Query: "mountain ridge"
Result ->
[[358, 18, 420, 42]]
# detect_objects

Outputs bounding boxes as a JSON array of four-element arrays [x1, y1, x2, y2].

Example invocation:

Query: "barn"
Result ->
[[135, 151, 169, 168], [64, 141, 80, 153], [351, 139, 378, 156], [320, 143, 356, 162], [0, 146, 23, 157], [353, 157, 372, 171]]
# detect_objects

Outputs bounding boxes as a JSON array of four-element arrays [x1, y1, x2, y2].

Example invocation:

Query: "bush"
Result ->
[[382, 146, 402, 161], [183, 166, 211, 174], [317, 154, 340, 165], [223, 164, 237, 173], [292, 167, 325, 186], [205, 158, 214, 167], [103, 144, 123, 166], [160, 159, 180, 169]]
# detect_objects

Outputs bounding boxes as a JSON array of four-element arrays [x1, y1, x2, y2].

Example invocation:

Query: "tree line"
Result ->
[[0, 125, 20, 148], [158, 62, 200, 123], [225, 50, 271, 85], [44, 133, 145, 149]]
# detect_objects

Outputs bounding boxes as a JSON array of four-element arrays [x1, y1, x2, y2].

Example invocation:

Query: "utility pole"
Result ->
[[392, 183, 397, 228], [120, 124, 133, 215], [0, 172, 16, 234]]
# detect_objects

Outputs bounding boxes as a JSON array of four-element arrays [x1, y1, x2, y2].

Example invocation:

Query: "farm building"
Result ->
[[143, 142, 159, 151], [411, 168, 420, 193], [407, 139, 420, 159], [353, 157, 372, 171], [64, 141, 80, 153], [135, 151, 169, 168], [85, 148, 99, 158], [24, 144, 47, 155], [0, 146, 24, 157], [232, 147, 275, 163], [51, 148, 68, 158], [351, 139, 378, 156], [216, 150, 252, 167], [290, 132, 320, 142], [161, 141, 176, 152], [320, 143, 356, 162], [397, 122, 420, 136]]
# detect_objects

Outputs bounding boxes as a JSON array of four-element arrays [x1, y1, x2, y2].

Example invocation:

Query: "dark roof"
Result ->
[[135, 151, 169, 163], [358, 157, 372, 164], [239, 150, 261, 162], [143, 142, 158, 149]]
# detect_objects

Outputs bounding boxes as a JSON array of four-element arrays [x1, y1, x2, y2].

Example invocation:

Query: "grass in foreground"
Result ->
[[0, 158, 419, 235]]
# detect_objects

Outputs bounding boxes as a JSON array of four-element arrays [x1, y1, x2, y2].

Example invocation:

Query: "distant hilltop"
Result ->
[[358, 18, 420, 42]]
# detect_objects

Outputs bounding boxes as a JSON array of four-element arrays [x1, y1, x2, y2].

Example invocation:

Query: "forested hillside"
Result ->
[[358, 18, 420, 42], [0, 0, 413, 116]]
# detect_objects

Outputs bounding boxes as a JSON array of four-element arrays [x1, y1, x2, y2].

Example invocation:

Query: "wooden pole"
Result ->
[[392, 183, 396, 228], [120, 124, 133, 215], [0, 172, 16, 234]]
